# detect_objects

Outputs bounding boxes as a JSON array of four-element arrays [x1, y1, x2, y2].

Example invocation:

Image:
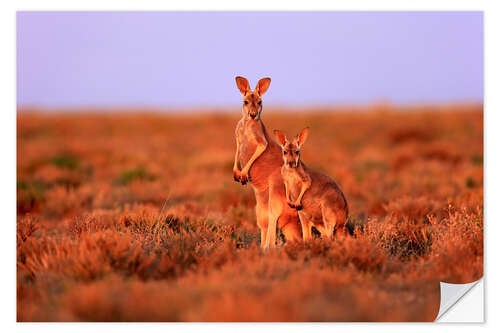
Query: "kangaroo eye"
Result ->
[[258, 101, 262, 105], [244, 101, 249, 105], [283, 151, 287, 155]]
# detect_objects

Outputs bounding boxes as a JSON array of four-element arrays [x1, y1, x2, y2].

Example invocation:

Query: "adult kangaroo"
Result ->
[[232, 76, 302, 249]]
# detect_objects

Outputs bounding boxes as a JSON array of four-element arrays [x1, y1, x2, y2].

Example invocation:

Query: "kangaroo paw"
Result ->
[[240, 173, 249, 185], [287, 201, 295, 209], [233, 169, 241, 183], [233, 170, 241, 183], [295, 204, 303, 211]]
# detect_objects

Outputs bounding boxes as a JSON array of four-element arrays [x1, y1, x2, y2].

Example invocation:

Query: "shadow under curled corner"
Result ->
[[435, 278, 484, 322]]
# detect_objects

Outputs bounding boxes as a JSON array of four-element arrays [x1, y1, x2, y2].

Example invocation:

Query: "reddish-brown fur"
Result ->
[[274, 128, 349, 240], [233, 76, 302, 248]]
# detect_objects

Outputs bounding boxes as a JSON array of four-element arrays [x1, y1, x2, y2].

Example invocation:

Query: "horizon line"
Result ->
[[17, 100, 483, 114]]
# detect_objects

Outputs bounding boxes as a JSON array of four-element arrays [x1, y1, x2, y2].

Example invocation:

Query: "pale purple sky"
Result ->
[[17, 11, 483, 109]]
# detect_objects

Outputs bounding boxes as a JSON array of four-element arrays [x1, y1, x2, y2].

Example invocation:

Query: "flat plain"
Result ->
[[17, 105, 483, 321]]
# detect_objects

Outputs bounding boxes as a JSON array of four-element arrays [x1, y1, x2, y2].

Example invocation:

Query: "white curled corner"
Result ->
[[436, 279, 483, 322]]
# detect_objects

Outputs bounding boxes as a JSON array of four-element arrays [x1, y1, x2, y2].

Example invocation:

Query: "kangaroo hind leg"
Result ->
[[298, 212, 313, 242], [255, 191, 269, 249], [321, 205, 337, 239], [334, 210, 348, 239], [264, 183, 286, 249]]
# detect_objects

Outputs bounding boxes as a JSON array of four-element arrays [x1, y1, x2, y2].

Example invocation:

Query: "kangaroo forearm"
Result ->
[[241, 143, 267, 172], [233, 144, 241, 170], [284, 182, 291, 202], [296, 183, 310, 203]]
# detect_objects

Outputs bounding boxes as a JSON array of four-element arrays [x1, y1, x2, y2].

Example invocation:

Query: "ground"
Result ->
[[17, 105, 483, 321]]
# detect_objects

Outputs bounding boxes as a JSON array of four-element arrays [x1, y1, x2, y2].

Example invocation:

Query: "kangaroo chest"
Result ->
[[237, 119, 264, 166], [283, 169, 309, 200]]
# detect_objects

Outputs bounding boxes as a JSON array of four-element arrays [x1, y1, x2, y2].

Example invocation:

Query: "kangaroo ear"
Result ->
[[296, 127, 309, 148], [235, 76, 250, 95], [273, 129, 287, 147], [256, 78, 271, 96]]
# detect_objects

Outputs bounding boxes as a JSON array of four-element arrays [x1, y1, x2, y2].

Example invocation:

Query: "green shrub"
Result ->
[[116, 167, 156, 185]]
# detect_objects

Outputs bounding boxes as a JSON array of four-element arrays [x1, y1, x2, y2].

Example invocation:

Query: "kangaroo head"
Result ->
[[273, 127, 309, 168], [235, 76, 271, 120]]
